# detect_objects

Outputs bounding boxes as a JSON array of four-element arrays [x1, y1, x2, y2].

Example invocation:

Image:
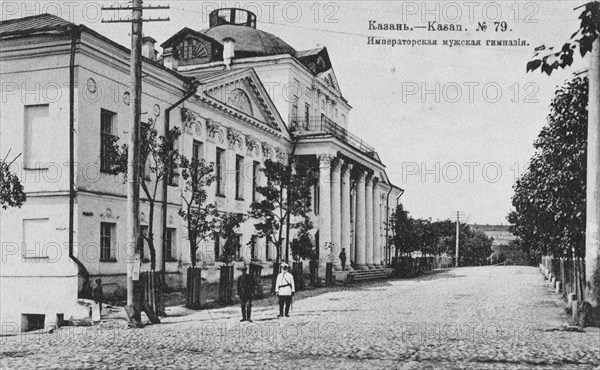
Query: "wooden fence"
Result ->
[[186, 267, 202, 309], [140, 271, 160, 314], [541, 256, 585, 301]]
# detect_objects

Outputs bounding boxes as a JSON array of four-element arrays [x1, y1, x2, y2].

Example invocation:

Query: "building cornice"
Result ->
[[179, 54, 352, 110]]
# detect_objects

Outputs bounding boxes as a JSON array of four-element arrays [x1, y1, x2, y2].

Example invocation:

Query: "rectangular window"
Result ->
[[234, 233, 242, 260], [250, 235, 257, 260], [140, 225, 149, 261], [314, 231, 320, 261], [213, 232, 221, 261], [100, 222, 116, 261], [291, 96, 298, 124], [192, 140, 203, 161], [252, 161, 260, 202], [141, 123, 151, 181], [100, 109, 117, 173], [22, 218, 50, 259], [314, 184, 320, 215], [165, 228, 176, 260], [235, 155, 244, 200], [24, 105, 50, 169], [304, 103, 310, 128], [265, 239, 270, 260], [168, 138, 179, 186], [216, 148, 226, 196]]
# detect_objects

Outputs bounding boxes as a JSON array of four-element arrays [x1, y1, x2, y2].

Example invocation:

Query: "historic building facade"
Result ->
[[168, 8, 403, 270], [0, 11, 402, 330]]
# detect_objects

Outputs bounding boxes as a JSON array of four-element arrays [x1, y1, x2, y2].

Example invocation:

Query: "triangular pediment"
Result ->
[[318, 68, 341, 94], [194, 69, 289, 137]]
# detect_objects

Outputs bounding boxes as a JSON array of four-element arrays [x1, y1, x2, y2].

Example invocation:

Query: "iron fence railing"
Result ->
[[291, 116, 375, 155]]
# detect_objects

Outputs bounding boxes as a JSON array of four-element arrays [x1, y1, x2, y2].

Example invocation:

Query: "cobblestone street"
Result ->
[[2, 266, 599, 369]]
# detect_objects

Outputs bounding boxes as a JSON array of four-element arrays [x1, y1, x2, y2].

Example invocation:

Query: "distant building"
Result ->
[[469, 224, 517, 247], [469, 224, 523, 264]]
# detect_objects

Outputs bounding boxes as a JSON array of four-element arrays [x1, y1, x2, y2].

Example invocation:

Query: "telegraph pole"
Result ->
[[455, 211, 460, 267], [586, 33, 600, 306], [102, 1, 169, 326]]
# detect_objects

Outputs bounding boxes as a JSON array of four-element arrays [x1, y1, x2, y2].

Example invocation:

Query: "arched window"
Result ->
[[227, 89, 253, 116]]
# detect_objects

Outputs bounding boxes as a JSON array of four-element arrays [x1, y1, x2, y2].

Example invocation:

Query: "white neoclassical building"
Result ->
[[168, 8, 404, 271], [0, 11, 402, 331]]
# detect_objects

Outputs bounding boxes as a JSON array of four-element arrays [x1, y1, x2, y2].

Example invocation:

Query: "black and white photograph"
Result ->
[[1, 0, 599, 368]]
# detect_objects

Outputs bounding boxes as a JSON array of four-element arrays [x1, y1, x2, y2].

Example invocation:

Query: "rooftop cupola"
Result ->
[[209, 8, 257, 29]]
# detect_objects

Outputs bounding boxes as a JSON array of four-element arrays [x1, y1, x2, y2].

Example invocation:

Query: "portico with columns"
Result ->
[[295, 133, 396, 271]]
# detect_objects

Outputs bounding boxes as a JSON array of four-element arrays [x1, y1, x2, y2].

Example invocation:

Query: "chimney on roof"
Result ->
[[223, 37, 235, 70], [142, 36, 157, 61]]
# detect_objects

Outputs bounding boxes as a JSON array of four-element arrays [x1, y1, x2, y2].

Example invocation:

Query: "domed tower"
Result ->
[[203, 8, 296, 58]]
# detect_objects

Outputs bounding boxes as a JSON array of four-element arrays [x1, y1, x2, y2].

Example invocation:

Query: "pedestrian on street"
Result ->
[[92, 278, 103, 320], [237, 265, 256, 322], [275, 263, 295, 317], [339, 248, 347, 271]]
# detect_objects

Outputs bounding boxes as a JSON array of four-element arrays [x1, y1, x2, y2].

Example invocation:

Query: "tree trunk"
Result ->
[[271, 262, 280, 294], [219, 265, 234, 305], [292, 261, 304, 291], [186, 267, 202, 309]]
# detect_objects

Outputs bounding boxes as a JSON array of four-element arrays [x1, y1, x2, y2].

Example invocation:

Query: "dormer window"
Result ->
[[176, 38, 208, 60]]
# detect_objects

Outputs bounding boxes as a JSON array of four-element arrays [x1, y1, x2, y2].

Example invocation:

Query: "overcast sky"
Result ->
[[2, 0, 589, 224]]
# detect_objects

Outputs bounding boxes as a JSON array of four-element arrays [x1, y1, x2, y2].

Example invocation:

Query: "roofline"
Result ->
[[0, 15, 193, 84], [197, 68, 292, 138], [180, 53, 352, 108]]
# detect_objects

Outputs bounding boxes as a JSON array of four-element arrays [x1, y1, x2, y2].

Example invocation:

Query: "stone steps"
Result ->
[[347, 268, 392, 283]]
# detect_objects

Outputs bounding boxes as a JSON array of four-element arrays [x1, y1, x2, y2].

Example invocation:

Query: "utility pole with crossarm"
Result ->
[[101, 0, 169, 327]]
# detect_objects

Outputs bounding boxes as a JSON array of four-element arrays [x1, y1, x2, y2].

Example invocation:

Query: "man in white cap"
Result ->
[[275, 263, 295, 317]]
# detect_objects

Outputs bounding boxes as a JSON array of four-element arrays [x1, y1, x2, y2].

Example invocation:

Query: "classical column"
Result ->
[[351, 183, 357, 264], [355, 170, 367, 270], [373, 179, 381, 267], [341, 162, 353, 271], [330, 158, 343, 270], [365, 174, 374, 268], [318, 154, 333, 267]]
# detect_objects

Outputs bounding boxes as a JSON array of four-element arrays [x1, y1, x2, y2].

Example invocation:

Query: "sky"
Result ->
[[1, 0, 590, 225]]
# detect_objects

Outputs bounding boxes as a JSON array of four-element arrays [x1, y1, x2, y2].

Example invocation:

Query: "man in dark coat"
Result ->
[[237, 266, 256, 322], [339, 248, 347, 271]]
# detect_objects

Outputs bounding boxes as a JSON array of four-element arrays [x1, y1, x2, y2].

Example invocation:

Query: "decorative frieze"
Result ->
[[246, 136, 260, 157], [227, 127, 243, 151], [275, 148, 287, 163], [181, 108, 203, 136], [262, 142, 274, 160], [207, 119, 225, 144]]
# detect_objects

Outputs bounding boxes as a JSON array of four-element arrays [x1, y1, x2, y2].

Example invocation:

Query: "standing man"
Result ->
[[237, 265, 256, 322], [339, 248, 347, 271], [275, 263, 295, 317], [92, 278, 103, 321]]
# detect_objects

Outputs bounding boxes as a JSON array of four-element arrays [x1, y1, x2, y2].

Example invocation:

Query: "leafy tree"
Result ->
[[527, 1, 599, 75], [390, 204, 493, 265], [178, 156, 218, 267], [390, 203, 415, 257], [290, 218, 315, 261], [111, 120, 181, 270], [0, 151, 26, 209], [508, 76, 587, 259], [248, 157, 318, 263], [459, 228, 493, 266], [214, 212, 245, 265], [430, 220, 456, 257]]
